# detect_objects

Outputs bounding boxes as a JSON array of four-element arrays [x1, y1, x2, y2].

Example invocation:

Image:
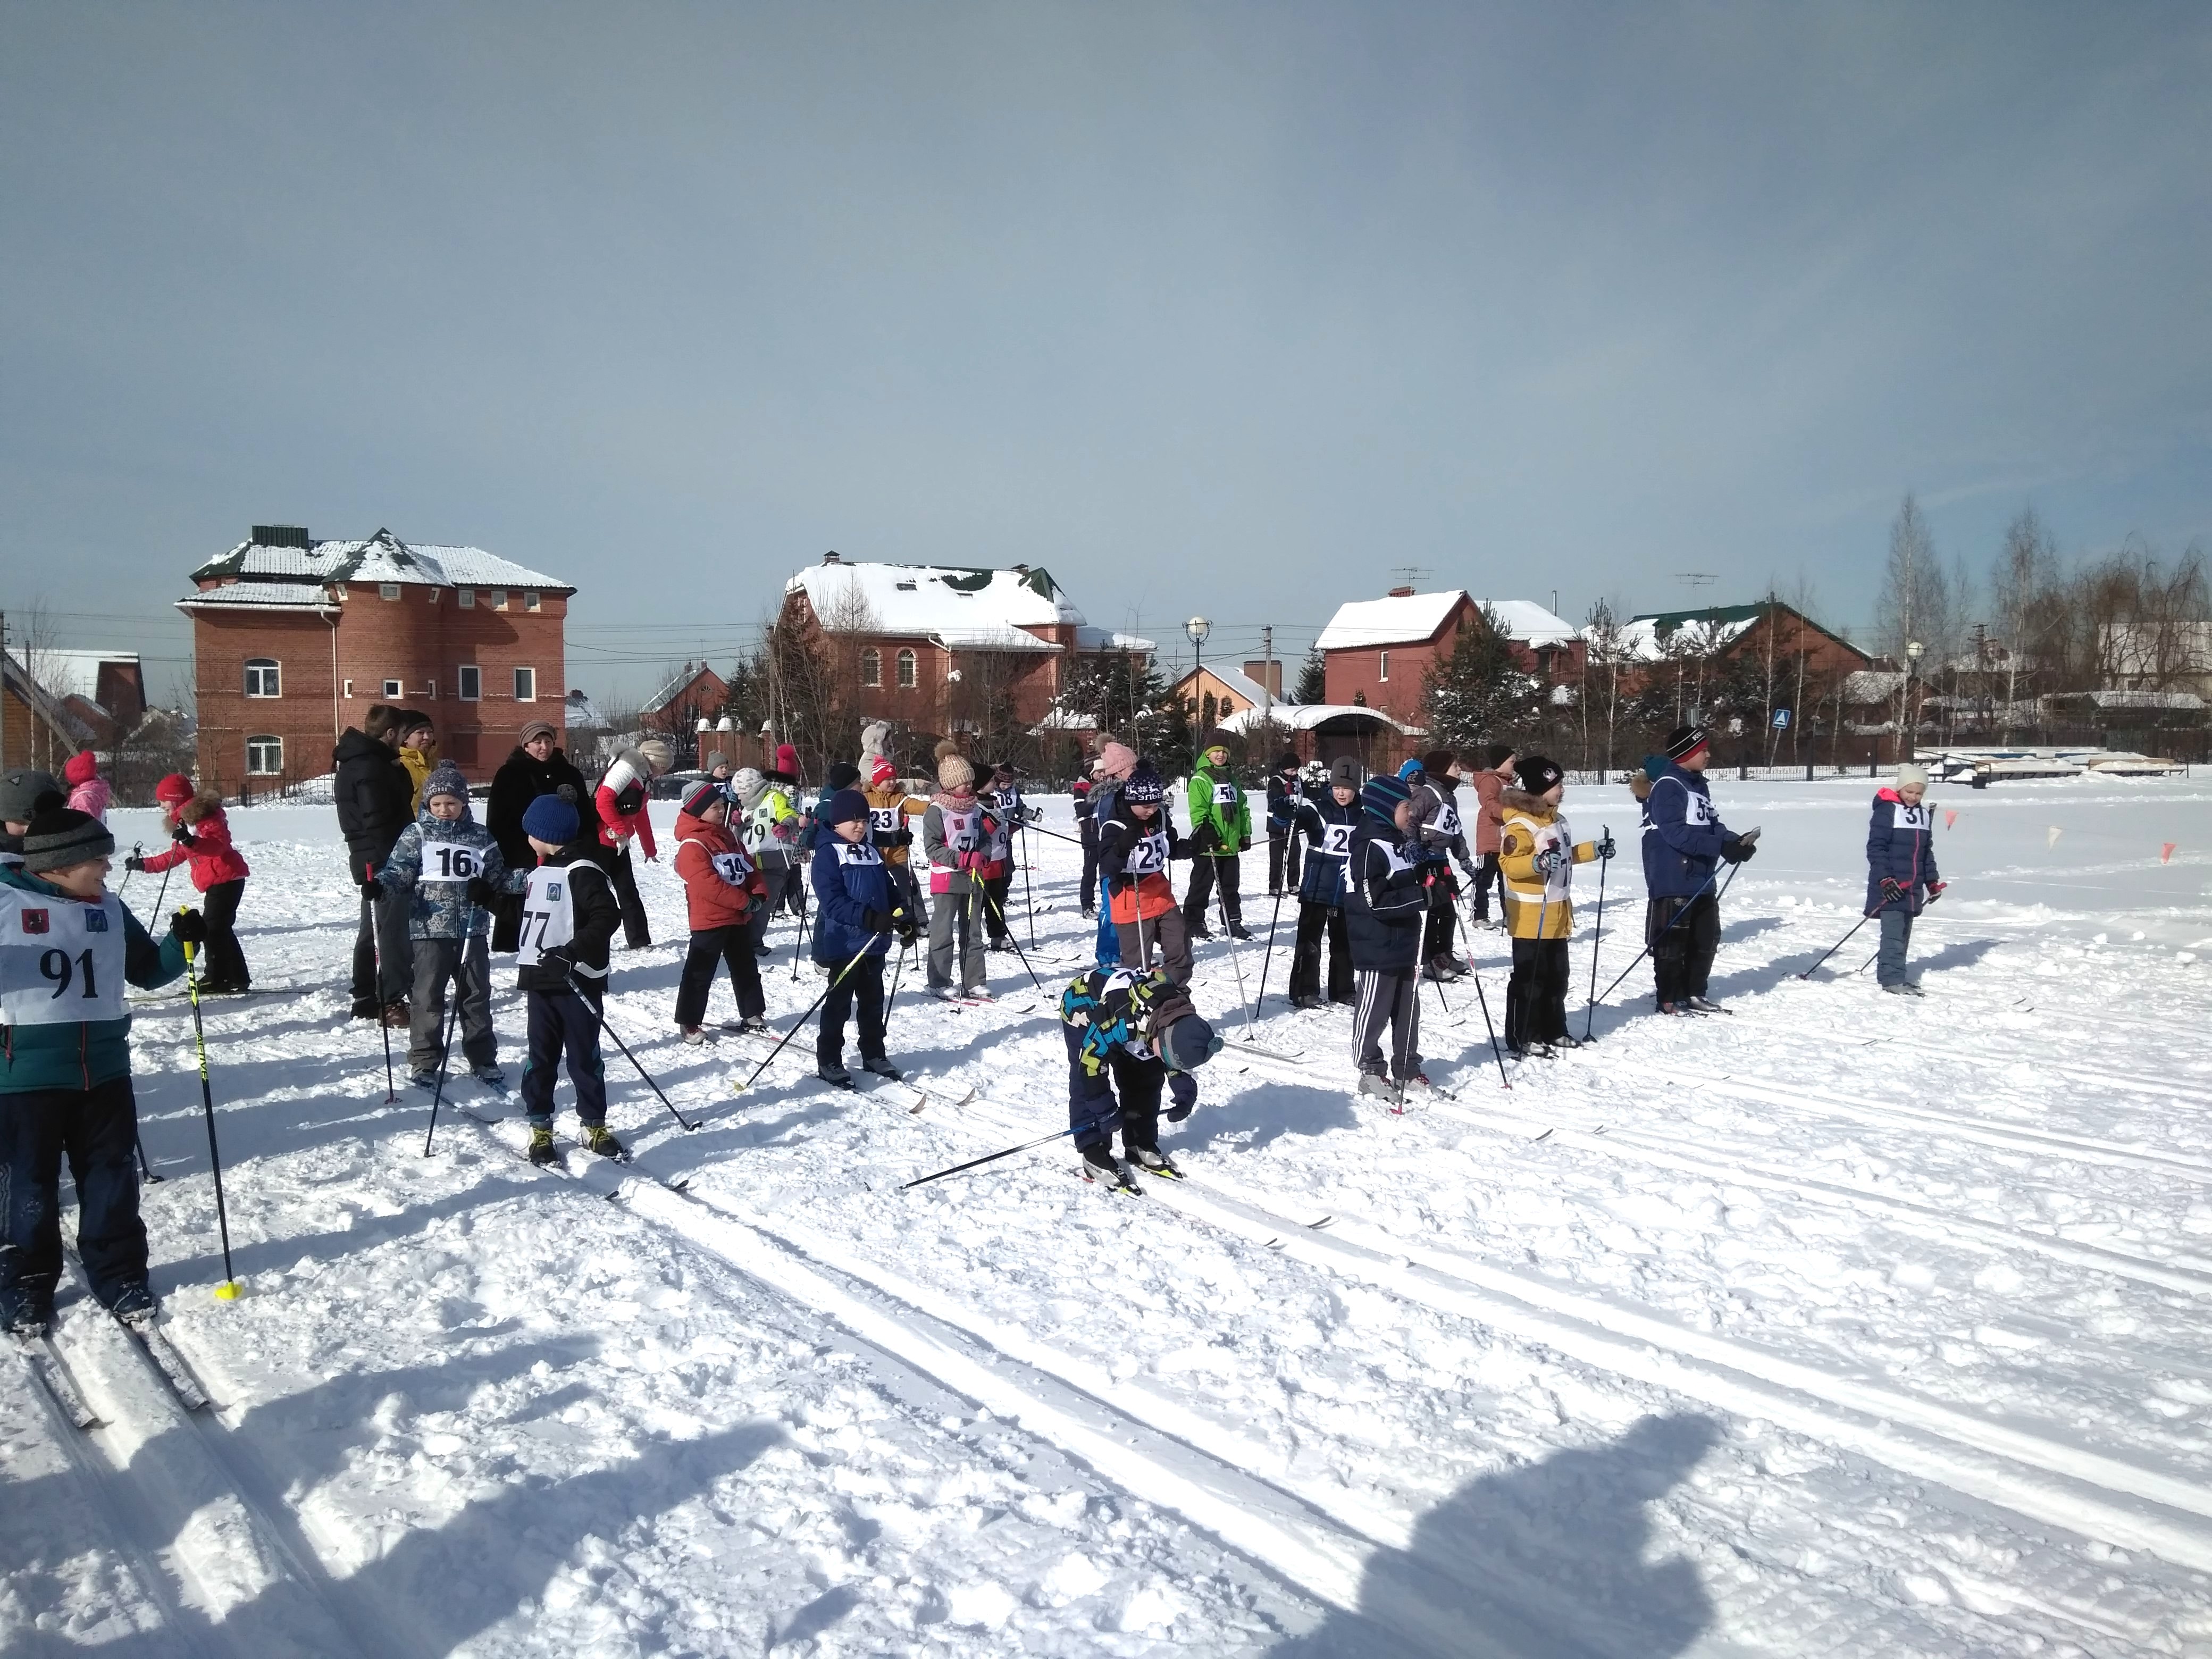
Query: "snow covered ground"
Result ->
[[7, 770, 2212, 1656]]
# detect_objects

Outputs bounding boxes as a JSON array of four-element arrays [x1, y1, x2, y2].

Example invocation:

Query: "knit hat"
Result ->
[[400, 709, 436, 739], [1421, 749, 1456, 780], [869, 755, 896, 787], [1664, 725, 1710, 763], [990, 759, 1015, 780], [1398, 758, 1425, 783], [938, 752, 975, 792], [681, 780, 726, 818], [1362, 774, 1412, 823], [154, 773, 195, 807], [1202, 743, 1229, 763], [21, 808, 115, 873], [1277, 752, 1299, 773], [1330, 757, 1363, 791], [1096, 740, 1137, 777], [1896, 762, 1930, 789], [522, 794, 580, 844], [825, 761, 861, 791], [1517, 755, 1565, 797], [64, 751, 98, 786], [1158, 1009, 1221, 1073], [1122, 766, 1165, 806], [823, 787, 869, 828], [1482, 743, 1515, 772], [774, 743, 800, 776], [636, 739, 674, 775], [422, 760, 470, 803], [0, 769, 63, 824], [705, 751, 728, 773], [732, 766, 767, 809], [518, 719, 557, 747]]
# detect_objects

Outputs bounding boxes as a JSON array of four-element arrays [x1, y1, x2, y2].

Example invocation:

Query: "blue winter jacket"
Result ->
[[1865, 790, 1941, 916], [379, 803, 522, 940], [0, 865, 185, 1093], [809, 835, 893, 965], [1638, 759, 1730, 900], [1343, 820, 1429, 970], [1292, 795, 1363, 907]]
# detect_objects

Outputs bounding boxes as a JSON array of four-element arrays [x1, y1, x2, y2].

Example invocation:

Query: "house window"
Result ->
[[458, 588, 475, 609], [514, 667, 536, 701], [489, 590, 508, 610], [383, 678, 403, 699], [458, 665, 481, 701], [425, 678, 437, 699], [861, 648, 882, 687], [524, 591, 540, 611], [896, 648, 917, 689], [343, 678, 354, 698], [245, 735, 282, 776], [380, 583, 401, 601], [1378, 650, 1390, 682], [244, 657, 280, 698]]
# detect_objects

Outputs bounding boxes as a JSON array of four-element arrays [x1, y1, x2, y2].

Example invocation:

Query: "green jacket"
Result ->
[[0, 866, 186, 1094], [1187, 761, 1252, 856]]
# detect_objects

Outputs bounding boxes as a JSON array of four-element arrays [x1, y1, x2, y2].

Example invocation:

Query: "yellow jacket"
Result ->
[[1498, 790, 1597, 939], [399, 741, 439, 813]]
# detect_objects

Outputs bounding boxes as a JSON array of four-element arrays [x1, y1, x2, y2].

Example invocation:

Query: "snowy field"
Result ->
[[6, 770, 2212, 1657]]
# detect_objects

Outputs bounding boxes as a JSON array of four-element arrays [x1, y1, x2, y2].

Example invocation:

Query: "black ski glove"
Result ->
[[171, 822, 195, 847], [539, 946, 576, 979], [124, 853, 146, 873], [892, 906, 919, 945], [466, 877, 498, 908], [360, 877, 384, 900], [171, 908, 207, 946], [1596, 833, 1616, 861], [1720, 835, 1756, 865], [864, 908, 898, 935]]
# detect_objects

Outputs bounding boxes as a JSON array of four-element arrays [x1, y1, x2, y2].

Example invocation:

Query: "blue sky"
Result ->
[[4, 3, 2207, 703]]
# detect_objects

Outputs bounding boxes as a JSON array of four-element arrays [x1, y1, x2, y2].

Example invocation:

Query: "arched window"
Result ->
[[245, 735, 283, 775], [896, 648, 918, 689], [861, 647, 882, 687], [244, 658, 280, 698]]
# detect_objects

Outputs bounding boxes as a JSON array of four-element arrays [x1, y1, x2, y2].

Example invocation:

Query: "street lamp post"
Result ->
[[1186, 615, 1212, 746], [1904, 640, 1924, 763]]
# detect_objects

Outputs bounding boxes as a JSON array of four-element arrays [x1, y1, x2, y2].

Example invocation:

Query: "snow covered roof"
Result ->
[[642, 663, 725, 715], [1176, 664, 1278, 708], [0, 655, 96, 748], [1606, 611, 1761, 663], [189, 528, 572, 594], [785, 558, 1153, 656], [564, 690, 607, 728], [1073, 625, 1156, 652], [1317, 591, 1577, 650], [2080, 689, 2205, 711], [1217, 702, 1409, 735], [1844, 670, 1906, 702], [175, 582, 343, 613]]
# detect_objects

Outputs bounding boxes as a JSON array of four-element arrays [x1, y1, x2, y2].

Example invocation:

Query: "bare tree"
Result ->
[[1581, 598, 1630, 775]]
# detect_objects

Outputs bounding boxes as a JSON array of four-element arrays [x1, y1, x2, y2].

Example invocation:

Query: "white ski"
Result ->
[[14, 1331, 98, 1429], [120, 1316, 211, 1411]]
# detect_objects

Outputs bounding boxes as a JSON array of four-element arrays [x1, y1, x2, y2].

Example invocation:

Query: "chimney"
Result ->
[[253, 525, 312, 549], [1387, 584, 1414, 598], [823, 550, 841, 564]]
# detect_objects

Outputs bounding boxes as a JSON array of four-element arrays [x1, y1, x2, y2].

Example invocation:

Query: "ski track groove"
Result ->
[[911, 1081, 2212, 1575]]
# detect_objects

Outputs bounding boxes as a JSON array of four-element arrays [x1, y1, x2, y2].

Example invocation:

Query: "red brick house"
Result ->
[[1603, 602, 1871, 706], [778, 554, 1154, 738], [1318, 589, 1582, 729], [178, 526, 574, 793], [2, 652, 98, 776], [641, 662, 731, 766]]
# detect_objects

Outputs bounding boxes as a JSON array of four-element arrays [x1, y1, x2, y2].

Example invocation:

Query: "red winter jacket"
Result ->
[[594, 751, 659, 860], [672, 809, 765, 931], [138, 795, 251, 891]]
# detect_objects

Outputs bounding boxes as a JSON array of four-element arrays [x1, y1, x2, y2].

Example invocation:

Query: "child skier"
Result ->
[[672, 778, 768, 1042], [809, 789, 917, 1086], [1866, 762, 1945, 996], [127, 772, 253, 994], [862, 756, 932, 924], [1468, 745, 1515, 927], [1073, 775, 1099, 919], [2, 807, 196, 1333], [512, 795, 624, 1164], [372, 761, 515, 1087], [921, 752, 1000, 1001], [980, 761, 1032, 949], [1407, 749, 1481, 982], [1060, 963, 1220, 1189], [1183, 742, 1253, 940], [1097, 765, 1195, 984], [1264, 752, 1304, 897], [741, 758, 805, 940], [593, 738, 671, 950], [1344, 772, 1430, 1104], [1287, 758, 1363, 1009], [1087, 741, 1138, 963], [63, 752, 110, 824], [1633, 725, 1756, 1015], [1496, 756, 1613, 1056]]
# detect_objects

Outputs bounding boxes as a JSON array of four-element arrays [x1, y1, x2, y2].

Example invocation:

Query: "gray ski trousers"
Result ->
[[928, 880, 986, 992], [1877, 908, 1915, 987], [1352, 966, 1422, 1081], [409, 935, 496, 1074]]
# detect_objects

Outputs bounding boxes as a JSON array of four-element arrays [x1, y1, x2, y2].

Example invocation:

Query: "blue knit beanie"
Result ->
[[1361, 774, 1412, 823], [1398, 757, 1425, 783], [522, 793, 580, 844], [823, 787, 869, 828], [423, 760, 470, 805]]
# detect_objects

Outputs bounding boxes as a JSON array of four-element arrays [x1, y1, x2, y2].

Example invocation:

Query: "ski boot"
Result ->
[[1883, 982, 1926, 998], [578, 1123, 625, 1160], [862, 1057, 904, 1082], [818, 1060, 854, 1090], [1079, 1144, 1141, 1194], [107, 1283, 158, 1325], [1686, 995, 1729, 1014], [1128, 1146, 1184, 1180], [728, 1015, 770, 1036], [1356, 1072, 1403, 1110], [408, 1068, 441, 1090], [1227, 921, 1255, 941], [526, 1126, 560, 1166], [472, 1064, 507, 1087]]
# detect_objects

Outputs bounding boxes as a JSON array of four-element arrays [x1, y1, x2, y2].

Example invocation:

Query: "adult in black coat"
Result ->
[[334, 705, 417, 1018], [486, 720, 589, 950]]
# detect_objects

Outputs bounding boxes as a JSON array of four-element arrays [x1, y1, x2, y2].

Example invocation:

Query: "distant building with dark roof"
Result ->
[[177, 525, 575, 792]]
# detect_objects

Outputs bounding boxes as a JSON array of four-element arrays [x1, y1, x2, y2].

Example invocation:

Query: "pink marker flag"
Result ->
[[1944, 810, 1958, 830], [2163, 842, 2178, 864]]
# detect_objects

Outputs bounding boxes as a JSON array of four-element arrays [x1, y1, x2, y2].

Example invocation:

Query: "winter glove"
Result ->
[[539, 946, 577, 980], [894, 906, 919, 945], [1021, 805, 1042, 825], [864, 908, 899, 935], [1597, 833, 1616, 861], [1533, 845, 1568, 878], [1879, 876, 1905, 902], [1720, 835, 1756, 865], [466, 877, 498, 908], [1164, 1071, 1198, 1121], [360, 877, 384, 901], [170, 908, 207, 946], [1238, 837, 1252, 854], [171, 822, 195, 847], [124, 853, 146, 873], [1925, 881, 1947, 903]]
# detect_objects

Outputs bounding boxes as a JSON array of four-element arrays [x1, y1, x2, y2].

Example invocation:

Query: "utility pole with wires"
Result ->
[[1260, 625, 1273, 722], [0, 609, 8, 773]]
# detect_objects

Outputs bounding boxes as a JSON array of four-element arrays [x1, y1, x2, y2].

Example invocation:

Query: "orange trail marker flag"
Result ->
[[1945, 810, 1958, 830], [2163, 842, 2178, 865]]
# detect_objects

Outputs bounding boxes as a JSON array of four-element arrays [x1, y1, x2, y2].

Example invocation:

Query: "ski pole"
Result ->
[[133, 1127, 161, 1184], [1800, 913, 1874, 979], [366, 862, 396, 1102], [1018, 814, 1037, 949], [881, 933, 912, 1041], [1467, 958, 1512, 1089], [423, 909, 474, 1156], [903, 1108, 1118, 1190], [180, 931, 241, 1300], [567, 971, 698, 1130], [736, 934, 890, 1093], [118, 843, 142, 902], [788, 874, 810, 982], [1253, 826, 1295, 1013], [1216, 875, 1257, 1037], [1593, 862, 1726, 1006], [981, 885, 1048, 998], [1582, 828, 1611, 1040]]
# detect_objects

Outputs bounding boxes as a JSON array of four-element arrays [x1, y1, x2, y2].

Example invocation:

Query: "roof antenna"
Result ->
[[1674, 572, 1717, 592], [1390, 566, 1430, 592]]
